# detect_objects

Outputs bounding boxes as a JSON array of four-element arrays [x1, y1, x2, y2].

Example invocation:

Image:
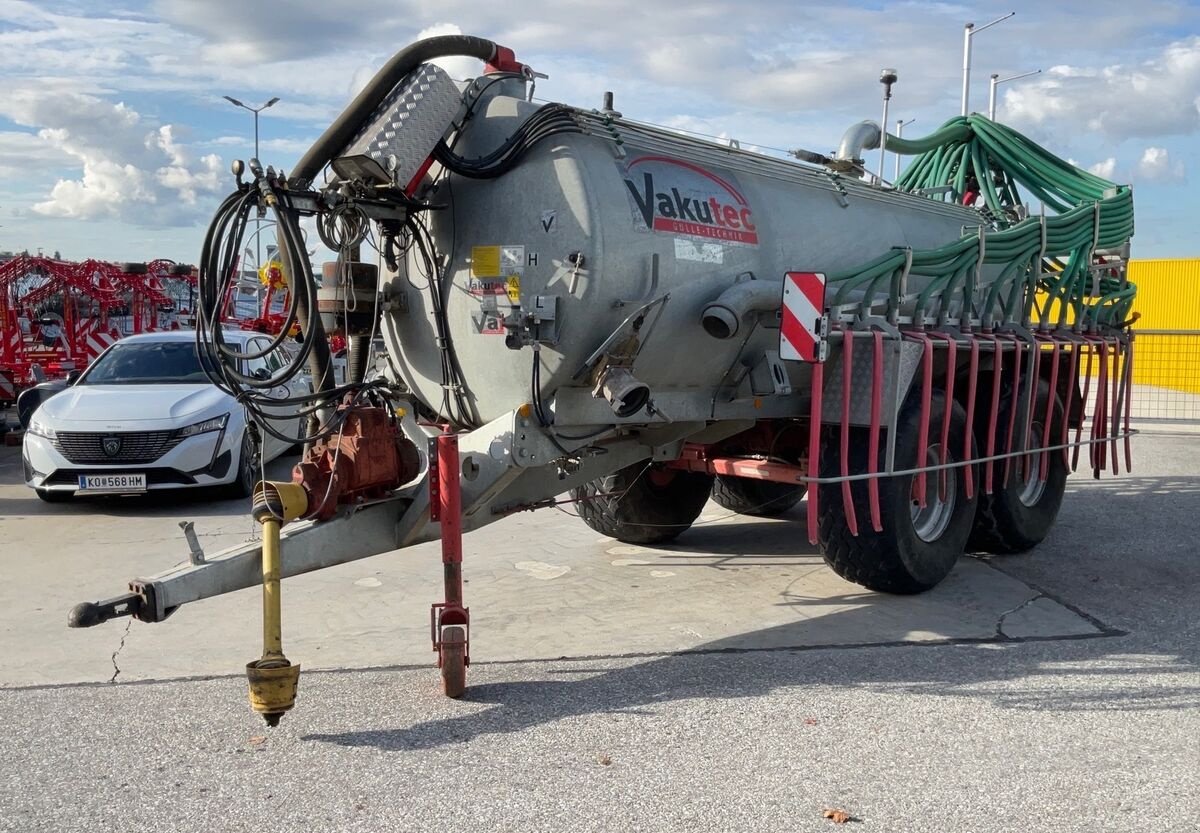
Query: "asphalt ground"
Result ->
[[0, 427, 1197, 832]]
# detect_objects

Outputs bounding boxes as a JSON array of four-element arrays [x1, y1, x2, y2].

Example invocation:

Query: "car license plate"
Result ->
[[77, 473, 147, 493]]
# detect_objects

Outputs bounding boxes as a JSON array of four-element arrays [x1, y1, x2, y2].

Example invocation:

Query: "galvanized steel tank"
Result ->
[[383, 76, 983, 424]]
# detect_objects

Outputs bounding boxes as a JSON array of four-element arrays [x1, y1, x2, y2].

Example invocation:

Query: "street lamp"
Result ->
[[989, 69, 1041, 120], [894, 118, 915, 181], [878, 68, 898, 184], [961, 12, 1015, 116], [223, 95, 280, 283]]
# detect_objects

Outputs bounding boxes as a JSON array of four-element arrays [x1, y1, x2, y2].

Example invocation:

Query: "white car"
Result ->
[[22, 330, 307, 502]]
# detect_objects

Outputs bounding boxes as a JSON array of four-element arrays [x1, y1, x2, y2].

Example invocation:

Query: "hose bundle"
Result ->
[[433, 103, 582, 179], [195, 183, 384, 445], [831, 114, 1135, 329]]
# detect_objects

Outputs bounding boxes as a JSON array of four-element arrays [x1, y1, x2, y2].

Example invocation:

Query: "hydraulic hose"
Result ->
[[290, 35, 499, 187]]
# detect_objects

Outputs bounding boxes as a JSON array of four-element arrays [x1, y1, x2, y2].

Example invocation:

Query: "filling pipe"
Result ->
[[701, 280, 785, 340]]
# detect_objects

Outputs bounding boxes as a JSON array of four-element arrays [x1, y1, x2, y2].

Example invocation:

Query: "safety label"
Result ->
[[501, 245, 524, 269], [471, 245, 501, 278], [470, 263, 522, 335]]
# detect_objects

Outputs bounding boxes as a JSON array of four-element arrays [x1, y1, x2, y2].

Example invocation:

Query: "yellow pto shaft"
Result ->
[[245, 481, 308, 727]]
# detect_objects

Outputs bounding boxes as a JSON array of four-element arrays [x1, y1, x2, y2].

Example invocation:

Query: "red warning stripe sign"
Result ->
[[779, 271, 827, 363]]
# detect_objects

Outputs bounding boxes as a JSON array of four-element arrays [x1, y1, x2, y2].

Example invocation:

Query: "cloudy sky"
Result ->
[[1, 0, 1198, 262]]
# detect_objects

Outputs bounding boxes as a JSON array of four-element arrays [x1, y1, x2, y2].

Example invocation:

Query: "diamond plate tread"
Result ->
[[341, 63, 463, 187]]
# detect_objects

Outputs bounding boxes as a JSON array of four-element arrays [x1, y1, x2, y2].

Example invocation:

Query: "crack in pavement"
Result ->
[[108, 619, 132, 684], [994, 594, 1046, 639]]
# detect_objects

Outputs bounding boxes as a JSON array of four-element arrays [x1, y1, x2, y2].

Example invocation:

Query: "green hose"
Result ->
[[833, 113, 1134, 329]]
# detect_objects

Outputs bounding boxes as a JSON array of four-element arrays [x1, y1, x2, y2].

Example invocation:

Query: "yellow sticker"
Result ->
[[505, 274, 521, 304], [471, 245, 501, 278]]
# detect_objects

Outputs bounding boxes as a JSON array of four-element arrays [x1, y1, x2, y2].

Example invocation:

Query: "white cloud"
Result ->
[[1135, 146, 1185, 182], [1088, 158, 1117, 179], [1004, 36, 1200, 140], [0, 90, 226, 225]]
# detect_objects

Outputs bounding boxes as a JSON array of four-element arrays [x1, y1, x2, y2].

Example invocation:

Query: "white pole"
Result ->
[[894, 119, 915, 181], [960, 13, 1016, 116], [989, 69, 1042, 121], [878, 69, 897, 184], [961, 23, 974, 116]]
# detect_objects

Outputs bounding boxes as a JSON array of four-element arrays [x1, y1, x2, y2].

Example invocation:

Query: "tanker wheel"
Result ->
[[440, 626, 467, 699], [818, 391, 978, 594], [970, 384, 1068, 555], [711, 475, 804, 517], [571, 461, 714, 545]]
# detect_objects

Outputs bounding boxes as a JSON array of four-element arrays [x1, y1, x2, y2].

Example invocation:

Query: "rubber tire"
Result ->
[[169, 263, 195, 276], [711, 475, 804, 517], [571, 461, 714, 545], [818, 391, 978, 594], [970, 385, 1068, 554], [119, 262, 148, 274], [35, 489, 71, 503], [224, 431, 258, 499], [440, 625, 467, 699]]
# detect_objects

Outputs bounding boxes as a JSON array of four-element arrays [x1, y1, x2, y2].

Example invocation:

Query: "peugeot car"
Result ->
[[22, 330, 306, 502]]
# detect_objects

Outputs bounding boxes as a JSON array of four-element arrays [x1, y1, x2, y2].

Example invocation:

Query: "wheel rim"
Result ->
[[910, 444, 956, 543], [1017, 422, 1048, 507], [242, 436, 257, 483]]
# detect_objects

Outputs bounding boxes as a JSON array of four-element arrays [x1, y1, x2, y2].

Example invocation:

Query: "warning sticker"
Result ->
[[501, 245, 525, 270], [471, 245, 501, 278], [505, 274, 521, 304]]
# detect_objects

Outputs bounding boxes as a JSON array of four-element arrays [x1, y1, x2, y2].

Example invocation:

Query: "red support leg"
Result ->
[[431, 431, 469, 697]]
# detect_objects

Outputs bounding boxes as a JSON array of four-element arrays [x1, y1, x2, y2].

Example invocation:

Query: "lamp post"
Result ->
[[878, 68, 898, 184], [223, 95, 280, 281], [988, 69, 1041, 120], [894, 118, 915, 181], [961, 12, 1015, 116]]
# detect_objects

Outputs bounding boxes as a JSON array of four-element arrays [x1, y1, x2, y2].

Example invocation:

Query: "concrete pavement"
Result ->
[[0, 430, 1197, 832]]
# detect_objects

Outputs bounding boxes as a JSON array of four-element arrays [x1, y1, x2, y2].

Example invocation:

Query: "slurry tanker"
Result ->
[[69, 36, 1136, 723]]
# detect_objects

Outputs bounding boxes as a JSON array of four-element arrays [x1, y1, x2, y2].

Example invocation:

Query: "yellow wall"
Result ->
[[1126, 259, 1200, 395]]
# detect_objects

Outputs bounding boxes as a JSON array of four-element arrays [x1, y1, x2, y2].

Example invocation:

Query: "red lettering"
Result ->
[[740, 208, 756, 231], [722, 205, 740, 229], [709, 198, 725, 225]]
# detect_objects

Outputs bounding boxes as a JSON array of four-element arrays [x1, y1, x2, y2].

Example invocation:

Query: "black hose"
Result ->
[[290, 35, 498, 187], [194, 182, 385, 445]]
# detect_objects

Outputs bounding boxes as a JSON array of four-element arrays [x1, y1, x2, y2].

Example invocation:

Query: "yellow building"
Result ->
[[1127, 259, 1200, 396]]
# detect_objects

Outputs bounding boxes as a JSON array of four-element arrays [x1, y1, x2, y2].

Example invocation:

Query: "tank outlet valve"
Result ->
[[593, 366, 650, 418]]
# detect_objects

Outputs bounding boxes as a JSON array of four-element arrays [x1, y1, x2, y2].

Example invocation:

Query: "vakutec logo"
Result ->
[[624, 156, 758, 245]]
